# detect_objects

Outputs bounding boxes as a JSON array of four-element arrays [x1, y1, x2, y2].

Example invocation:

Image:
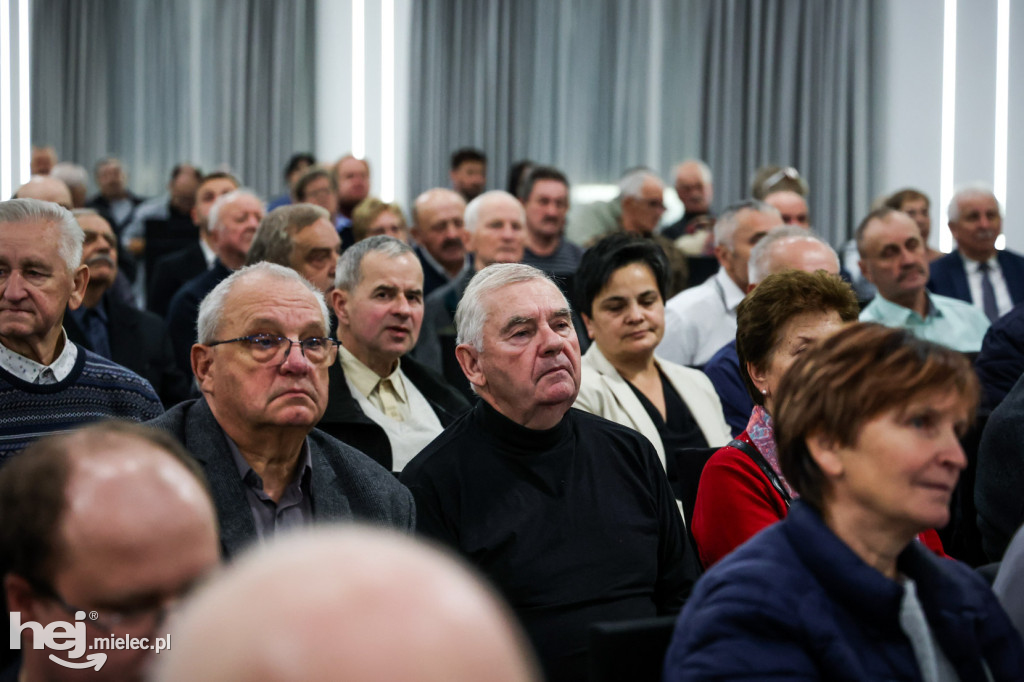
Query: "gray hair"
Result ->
[[747, 226, 838, 285], [0, 198, 83, 273], [673, 159, 712, 185], [713, 199, 781, 250], [50, 162, 89, 192], [196, 262, 331, 344], [948, 183, 1000, 222], [208, 189, 262, 235], [334, 235, 415, 290], [455, 263, 566, 351], [464, 190, 525, 234], [618, 168, 661, 199], [246, 204, 331, 268]]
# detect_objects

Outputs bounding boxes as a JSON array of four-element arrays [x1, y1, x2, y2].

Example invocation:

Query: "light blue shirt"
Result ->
[[860, 292, 990, 352]]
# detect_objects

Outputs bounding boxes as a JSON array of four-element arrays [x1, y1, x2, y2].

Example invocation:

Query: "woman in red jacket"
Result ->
[[690, 269, 949, 568]]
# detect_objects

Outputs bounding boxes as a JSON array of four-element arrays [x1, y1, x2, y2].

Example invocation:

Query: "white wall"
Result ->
[[315, 0, 412, 207], [877, 0, 1024, 251]]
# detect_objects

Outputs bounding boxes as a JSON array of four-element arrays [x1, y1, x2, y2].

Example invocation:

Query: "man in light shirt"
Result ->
[[658, 200, 782, 367], [860, 207, 990, 351], [319, 236, 469, 472]]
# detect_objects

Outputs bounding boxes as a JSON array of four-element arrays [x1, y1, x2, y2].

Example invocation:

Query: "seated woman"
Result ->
[[664, 323, 1024, 680], [692, 269, 862, 567], [573, 233, 731, 470]]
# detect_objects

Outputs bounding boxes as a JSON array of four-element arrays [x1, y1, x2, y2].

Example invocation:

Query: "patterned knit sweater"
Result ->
[[0, 344, 164, 463]]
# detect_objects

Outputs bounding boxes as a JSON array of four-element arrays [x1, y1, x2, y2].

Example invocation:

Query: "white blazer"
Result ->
[[574, 344, 732, 469]]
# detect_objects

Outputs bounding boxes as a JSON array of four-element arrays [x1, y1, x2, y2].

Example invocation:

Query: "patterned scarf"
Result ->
[[745, 405, 798, 499]]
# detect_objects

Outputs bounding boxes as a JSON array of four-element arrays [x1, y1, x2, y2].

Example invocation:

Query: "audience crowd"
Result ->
[[2, 147, 1023, 681]]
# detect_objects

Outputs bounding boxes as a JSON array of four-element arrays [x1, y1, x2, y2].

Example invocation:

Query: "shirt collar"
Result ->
[[714, 267, 747, 312], [959, 250, 1000, 274], [199, 239, 216, 269], [0, 329, 79, 384], [338, 344, 408, 403], [69, 297, 108, 325], [871, 292, 943, 323], [417, 245, 469, 282], [227, 431, 313, 492]]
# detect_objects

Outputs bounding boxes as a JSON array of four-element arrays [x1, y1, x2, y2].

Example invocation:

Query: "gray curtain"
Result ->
[[31, 0, 316, 200], [407, 0, 875, 245]]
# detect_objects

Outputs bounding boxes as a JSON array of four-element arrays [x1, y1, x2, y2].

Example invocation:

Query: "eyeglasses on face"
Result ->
[[31, 582, 174, 635], [207, 333, 338, 366]]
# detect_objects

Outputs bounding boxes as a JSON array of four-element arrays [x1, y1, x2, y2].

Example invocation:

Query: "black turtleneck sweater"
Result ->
[[401, 401, 694, 682]]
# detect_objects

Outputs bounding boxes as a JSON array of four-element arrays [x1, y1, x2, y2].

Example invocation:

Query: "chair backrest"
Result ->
[[666, 446, 718, 528], [588, 615, 678, 682]]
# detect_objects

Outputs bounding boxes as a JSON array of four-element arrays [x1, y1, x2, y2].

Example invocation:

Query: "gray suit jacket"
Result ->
[[147, 398, 415, 559]]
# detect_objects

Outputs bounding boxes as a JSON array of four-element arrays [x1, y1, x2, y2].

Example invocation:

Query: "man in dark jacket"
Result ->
[[318, 236, 469, 471]]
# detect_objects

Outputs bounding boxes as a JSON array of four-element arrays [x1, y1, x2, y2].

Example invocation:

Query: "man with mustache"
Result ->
[[519, 166, 582, 278], [63, 210, 188, 407], [402, 263, 694, 682], [413, 190, 527, 397], [929, 184, 1024, 322], [410, 188, 469, 296], [147, 262, 414, 559], [317, 236, 468, 472], [858, 207, 989, 351]]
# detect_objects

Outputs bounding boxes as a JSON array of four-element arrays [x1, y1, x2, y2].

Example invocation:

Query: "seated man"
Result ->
[[151, 528, 540, 682], [975, 303, 1024, 412], [702, 226, 841, 435], [148, 262, 413, 559], [413, 190, 526, 394], [858, 207, 990, 351], [402, 263, 694, 682], [244, 203, 340, 295], [0, 199, 163, 462], [318, 236, 469, 472], [1, 421, 220, 681], [976, 373, 1024, 561], [410, 188, 469, 296], [64, 210, 188, 407], [929, 184, 1024, 321], [659, 200, 782, 367], [166, 189, 264, 376]]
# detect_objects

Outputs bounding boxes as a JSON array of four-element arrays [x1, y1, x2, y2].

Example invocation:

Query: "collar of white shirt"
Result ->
[[0, 329, 79, 384]]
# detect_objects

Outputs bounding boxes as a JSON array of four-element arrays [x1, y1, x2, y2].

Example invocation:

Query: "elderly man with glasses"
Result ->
[[148, 261, 413, 559]]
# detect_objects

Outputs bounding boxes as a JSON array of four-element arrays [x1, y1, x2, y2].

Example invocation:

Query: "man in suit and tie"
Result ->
[[148, 172, 239, 316], [147, 261, 413, 559], [64, 210, 188, 407], [928, 184, 1024, 322]]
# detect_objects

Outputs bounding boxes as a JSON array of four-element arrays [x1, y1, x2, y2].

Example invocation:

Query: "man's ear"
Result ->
[[331, 288, 349, 327], [5, 573, 44, 624], [192, 344, 214, 394], [858, 258, 875, 286], [712, 243, 731, 268], [66, 265, 90, 311], [455, 343, 485, 390]]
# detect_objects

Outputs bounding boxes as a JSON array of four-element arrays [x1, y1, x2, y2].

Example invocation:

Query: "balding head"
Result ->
[[1, 422, 219, 682], [153, 528, 540, 682], [14, 175, 74, 209], [411, 188, 468, 275], [748, 225, 839, 286]]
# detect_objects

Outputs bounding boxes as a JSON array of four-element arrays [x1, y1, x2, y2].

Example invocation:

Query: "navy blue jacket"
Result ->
[[975, 302, 1024, 412], [928, 248, 1024, 307], [701, 340, 749, 437], [663, 502, 1024, 681]]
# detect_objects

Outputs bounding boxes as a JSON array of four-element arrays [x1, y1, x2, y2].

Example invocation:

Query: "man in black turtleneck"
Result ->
[[401, 263, 695, 682]]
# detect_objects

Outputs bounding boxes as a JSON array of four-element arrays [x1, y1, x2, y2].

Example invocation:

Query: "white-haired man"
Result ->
[[928, 184, 1024, 322], [702, 226, 842, 435], [0, 199, 163, 462], [662, 159, 714, 240], [318, 236, 469, 471], [166, 188, 264, 375], [412, 190, 526, 394], [402, 263, 695, 682], [658, 200, 783, 367], [148, 262, 414, 559]]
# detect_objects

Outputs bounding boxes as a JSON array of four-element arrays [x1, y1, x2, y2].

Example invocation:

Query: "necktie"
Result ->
[[377, 378, 404, 421], [979, 262, 1000, 322]]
